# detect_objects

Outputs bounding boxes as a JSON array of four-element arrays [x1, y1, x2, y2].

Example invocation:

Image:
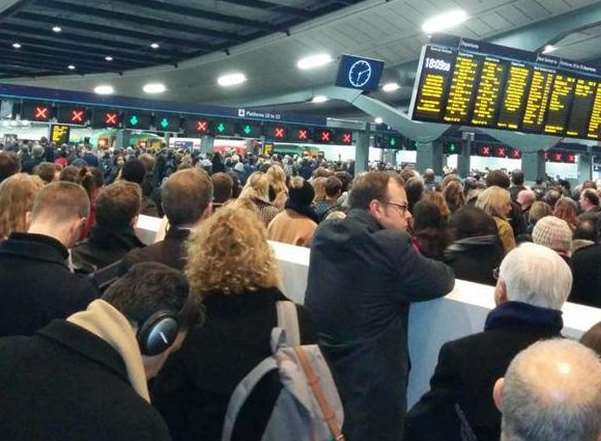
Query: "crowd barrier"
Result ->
[[135, 216, 601, 406]]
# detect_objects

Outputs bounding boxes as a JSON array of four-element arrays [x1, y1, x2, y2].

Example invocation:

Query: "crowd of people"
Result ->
[[0, 138, 601, 441]]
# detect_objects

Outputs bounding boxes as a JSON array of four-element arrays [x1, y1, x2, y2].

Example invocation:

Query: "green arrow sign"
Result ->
[[390, 137, 396, 146], [216, 123, 226, 133], [243, 125, 252, 135], [129, 115, 139, 126], [160, 118, 169, 129]]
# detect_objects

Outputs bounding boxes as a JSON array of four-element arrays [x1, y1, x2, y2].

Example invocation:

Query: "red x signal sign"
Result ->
[[298, 129, 309, 140], [341, 133, 352, 144], [105, 112, 119, 125], [320, 131, 332, 142], [34, 106, 49, 120], [71, 109, 85, 123], [196, 120, 209, 132], [274, 127, 286, 139]]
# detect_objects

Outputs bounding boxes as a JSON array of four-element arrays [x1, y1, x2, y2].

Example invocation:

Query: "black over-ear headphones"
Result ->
[[137, 310, 180, 356]]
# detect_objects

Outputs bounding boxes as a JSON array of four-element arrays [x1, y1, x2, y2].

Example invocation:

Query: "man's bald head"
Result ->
[[517, 189, 535, 210], [495, 339, 601, 441]]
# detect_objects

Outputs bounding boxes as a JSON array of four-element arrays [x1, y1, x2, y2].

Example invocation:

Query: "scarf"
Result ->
[[484, 301, 563, 334], [285, 199, 321, 224], [67, 299, 150, 402]]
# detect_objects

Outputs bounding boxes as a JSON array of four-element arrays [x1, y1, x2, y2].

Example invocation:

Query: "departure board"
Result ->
[[409, 35, 601, 140]]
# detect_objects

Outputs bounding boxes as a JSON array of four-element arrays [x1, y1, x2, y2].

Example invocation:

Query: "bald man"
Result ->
[[494, 339, 601, 441]]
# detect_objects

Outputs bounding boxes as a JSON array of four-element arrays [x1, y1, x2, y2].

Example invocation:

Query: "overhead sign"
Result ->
[[21, 102, 51, 121], [409, 34, 601, 140], [56, 106, 86, 125], [123, 111, 152, 130], [155, 114, 181, 132], [92, 109, 121, 128], [237, 122, 262, 138], [184, 118, 212, 136], [50, 124, 70, 144], [335, 54, 385, 91]]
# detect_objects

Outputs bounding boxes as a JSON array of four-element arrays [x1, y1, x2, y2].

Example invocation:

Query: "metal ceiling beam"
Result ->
[[14, 11, 209, 49], [1, 22, 182, 58], [0, 49, 139, 72], [110, 0, 277, 32], [0, 33, 168, 65], [34, 0, 245, 43], [0, 0, 33, 19], [1, 60, 84, 76], [219, 0, 313, 18]]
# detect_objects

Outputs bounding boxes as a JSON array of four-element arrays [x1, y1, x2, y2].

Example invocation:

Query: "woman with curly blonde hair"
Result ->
[[266, 164, 288, 209], [238, 171, 280, 225], [0, 173, 44, 241], [476, 185, 515, 253], [442, 180, 465, 214], [153, 206, 317, 440]]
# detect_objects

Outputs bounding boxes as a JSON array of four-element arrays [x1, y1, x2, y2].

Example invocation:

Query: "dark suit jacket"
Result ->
[[305, 209, 455, 441], [0, 320, 171, 441], [570, 243, 601, 308], [0, 233, 98, 337], [120, 226, 190, 273], [405, 303, 562, 441]]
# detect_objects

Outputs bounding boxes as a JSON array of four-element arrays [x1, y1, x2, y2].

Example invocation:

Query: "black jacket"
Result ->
[[304, 209, 455, 441], [570, 243, 601, 308], [0, 233, 98, 337], [405, 301, 563, 441], [0, 320, 171, 441], [120, 227, 190, 273], [444, 235, 504, 286], [72, 225, 145, 272], [152, 287, 317, 441]]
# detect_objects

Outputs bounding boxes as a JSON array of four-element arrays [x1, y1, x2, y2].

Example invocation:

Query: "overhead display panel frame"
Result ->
[[409, 34, 601, 141]]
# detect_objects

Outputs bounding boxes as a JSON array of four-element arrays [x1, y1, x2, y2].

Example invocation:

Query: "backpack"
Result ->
[[221, 301, 345, 441]]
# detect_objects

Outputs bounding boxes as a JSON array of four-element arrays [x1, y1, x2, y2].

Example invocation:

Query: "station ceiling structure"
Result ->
[[3, 0, 601, 120]]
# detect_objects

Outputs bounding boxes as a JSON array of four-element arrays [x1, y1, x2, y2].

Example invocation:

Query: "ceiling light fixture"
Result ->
[[143, 82, 167, 94], [12, 42, 21, 49], [52, 26, 62, 33], [382, 82, 401, 92], [94, 85, 114, 95], [375, 117, 384, 124], [297, 53, 333, 70], [150, 43, 160, 49], [67, 65, 76, 70], [422, 9, 469, 34], [312, 95, 329, 103], [217, 72, 247, 87], [543, 45, 557, 54], [105, 56, 113, 61]]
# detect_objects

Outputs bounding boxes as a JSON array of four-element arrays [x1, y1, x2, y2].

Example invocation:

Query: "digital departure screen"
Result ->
[[409, 35, 601, 140]]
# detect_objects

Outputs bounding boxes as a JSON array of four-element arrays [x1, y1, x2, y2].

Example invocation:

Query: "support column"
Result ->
[[522, 150, 546, 183], [354, 129, 369, 175], [200, 135, 215, 155], [383, 149, 398, 166], [458, 134, 472, 177], [416, 140, 443, 176], [115, 130, 130, 149], [578, 149, 592, 183]]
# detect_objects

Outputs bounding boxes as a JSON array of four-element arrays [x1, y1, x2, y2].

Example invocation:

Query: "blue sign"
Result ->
[[335, 54, 384, 91]]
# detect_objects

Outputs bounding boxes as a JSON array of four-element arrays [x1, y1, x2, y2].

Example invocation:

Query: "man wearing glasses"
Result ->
[[305, 171, 455, 441]]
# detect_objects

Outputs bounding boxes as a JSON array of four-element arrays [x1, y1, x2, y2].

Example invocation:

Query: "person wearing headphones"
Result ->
[[0, 262, 205, 441]]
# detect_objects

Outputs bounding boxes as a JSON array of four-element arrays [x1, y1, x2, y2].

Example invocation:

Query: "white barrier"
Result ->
[[134, 218, 601, 407]]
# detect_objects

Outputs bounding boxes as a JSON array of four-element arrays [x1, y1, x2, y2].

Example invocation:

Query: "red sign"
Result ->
[[315, 128, 333, 144], [34, 105, 50, 121], [70, 109, 85, 124], [479, 145, 492, 156], [104, 112, 119, 126], [494, 146, 507, 158], [510, 148, 522, 159], [272, 126, 287, 139], [340, 132, 353, 145], [195, 120, 210, 133], [566, 153, 576, 163], [554, 152, 563, 162], [297, 128, 309, 141]]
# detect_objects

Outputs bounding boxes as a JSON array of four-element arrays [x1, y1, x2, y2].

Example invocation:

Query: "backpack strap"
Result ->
[[221, 357, 278, 441], [293, 346, 346, 441], [276, 300, 300, 347]]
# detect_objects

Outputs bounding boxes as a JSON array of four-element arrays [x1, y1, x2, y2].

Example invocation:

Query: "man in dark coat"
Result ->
[[305, 171, 455, 441], [0, 262, 205, 441], [72, 181, 145, 272], [570, 215, 601, 307], [120, 168, 213, 272], [405, 243, 572, 441], [0, 181, 98, 337]]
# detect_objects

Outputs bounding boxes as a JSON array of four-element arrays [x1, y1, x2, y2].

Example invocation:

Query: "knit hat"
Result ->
[[532, 216, 573, 253], [234, 162, 245, 173], [288, 176, 315, 208], [121, 158, 146, 185]]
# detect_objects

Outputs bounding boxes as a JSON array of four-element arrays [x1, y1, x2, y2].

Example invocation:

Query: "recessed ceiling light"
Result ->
[[375, 117, 384, 124], [297, 53, 333, 70], [105, 56, 113, 61], [94, 85, 114, 95], [543, 45, 557, 54], [422, 9, 469, 34], [52, 26, 62, 33], [217, 72, 247, 87], [150, 43, 160, 49], [143, 82, 167, 94], [12, 42, 21, 49], [67, 65, 76, 70], [382, 82, 400, 93], [312, 95, 329, 103]]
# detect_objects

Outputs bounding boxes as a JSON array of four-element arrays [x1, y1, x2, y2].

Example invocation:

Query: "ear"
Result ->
[[493, 377, 505, 412], [495, 280, 508, 306], [201, 202, 213, 219], [25, 211, 32, 229], [368, 199, 383, 220]]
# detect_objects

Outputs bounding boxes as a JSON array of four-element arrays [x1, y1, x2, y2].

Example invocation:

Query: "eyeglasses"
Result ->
[[385, 201, 409, 214]]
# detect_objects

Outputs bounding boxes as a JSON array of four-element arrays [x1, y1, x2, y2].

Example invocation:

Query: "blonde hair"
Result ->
[[424, 191, 450, 219], [0, 173, 44, 239], [476, 186, 510, 218], [266, 165, 288, 198], [312, 177, 327, 202], [186, 206, 280, 296], [239, 171, 270, 201]]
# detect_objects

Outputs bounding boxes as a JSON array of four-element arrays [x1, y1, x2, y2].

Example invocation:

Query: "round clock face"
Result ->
[[348, 60, 372, 88]]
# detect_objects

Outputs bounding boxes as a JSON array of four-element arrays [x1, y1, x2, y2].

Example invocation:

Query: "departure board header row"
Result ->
[[408, 34, 601, 140]]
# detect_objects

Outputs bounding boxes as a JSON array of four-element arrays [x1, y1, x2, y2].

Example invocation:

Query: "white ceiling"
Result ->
[[6, 0, 601, 111]]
